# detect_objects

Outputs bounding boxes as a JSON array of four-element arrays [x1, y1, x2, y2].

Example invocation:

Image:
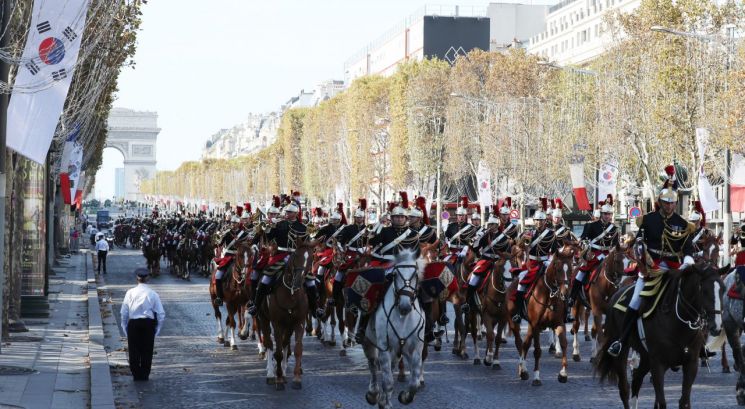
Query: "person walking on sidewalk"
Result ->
[[95, 233, 109, 274], [120, 268, 165, 381]]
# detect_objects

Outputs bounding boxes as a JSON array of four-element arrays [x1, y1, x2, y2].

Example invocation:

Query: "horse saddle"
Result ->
[[612, 274, 671, 319]]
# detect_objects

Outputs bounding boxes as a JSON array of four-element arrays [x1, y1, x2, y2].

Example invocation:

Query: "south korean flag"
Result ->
[[8, 0, 91, 164]]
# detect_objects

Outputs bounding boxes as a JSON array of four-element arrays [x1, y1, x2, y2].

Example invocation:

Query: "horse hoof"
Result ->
[[266, 377, 275, 385], [275, 382, 285, 391], [483, 360, 492, 367], [723, 366, 731, 374], [238, 334, 248, 341], [250, 334, 256, 341], [231, 345, 238, 351], [493, 363, 502, 370], [520, 371, 529, 381], [532, 379, 542, 386], [460, 352, 469, 360], [589, 357, 596, 364], [418, 381, 425, 390], [398, 373, 406, 383], [736, 389, 745, 406], [365, 391, 378, 405], [584, 335, 591, 342], [328, 341, 336, 347], [224, 341, 230, 348], [398, 391, 414, 405], [573, 354, 581, 362], [451, 348, 459, 356], [558, 374, 568, 383], [473, 358, 481, 365], [554, 352, 562, 359], [339, 349, 347, 357], [259, 351, 266, 360], [291, 381, 302, 390], [433, 345, 441, 352], [548, 344, 556, 354]]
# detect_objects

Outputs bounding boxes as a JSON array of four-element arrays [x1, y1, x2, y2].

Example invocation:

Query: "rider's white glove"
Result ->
[[459, 247, 468, 258], [681, 255, 695, 269]]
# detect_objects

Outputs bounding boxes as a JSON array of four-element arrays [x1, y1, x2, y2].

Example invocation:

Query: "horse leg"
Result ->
[[530, 328, 542, 386], [273, 329, 286, 390], [484, 315, 495, 366], [725, 321, 744, 373], [399, 345, 422, 405], [591, 308, 603, 363], [379, 349, 394, 409], [291, 322, 304, 389], [512, 321, 528, 380], [327, 305, 337, 347], [214, 305, 225, 344], [557, 324, 568, 383], [572, 318, 581, 362], [583, 307, 591, 341], [553, 328, 563, 359], [471, 312, 481, 365], [238, 307, 250, 340], [397, 357, 405, 383], [630, 353, 650, 409], [364, 342, 380, 405], [649, 363, 667, 409], [678, 354, 699, 409], [492, 321, 504, 370], [226, 306, 237, 350]]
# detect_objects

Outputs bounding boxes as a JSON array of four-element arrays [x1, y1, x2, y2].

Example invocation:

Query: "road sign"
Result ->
[[441, 211, 450, 220], [509, 209, 519, 219], [629, 207, 642, 219]]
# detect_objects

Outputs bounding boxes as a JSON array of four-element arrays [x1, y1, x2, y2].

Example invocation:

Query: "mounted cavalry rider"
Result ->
[[331, 199, 369, 304], [355, 192, 420, 343], [732, 222, 745, 266], [513, 198, 558, 323], [249, 196, 324, 318], [466, 197, 518, 313], [213, 206, 249, 306], [550, 198, 576, 246], [607, 165, 696, 357], [445, 196, 477, 265], [566, 194, 619, 321], [312, 203, 346, 289], [240, 202, 254, 231], [471, 205, 484, 241]]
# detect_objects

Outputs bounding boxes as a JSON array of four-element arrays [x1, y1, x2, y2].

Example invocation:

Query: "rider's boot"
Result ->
[[565, 278, 583, 323], [355, 313, 369, 344], [607, 307, 639, 357], [214, 276, 224, 307], [332, 279, 344, 306], [306, 284, 324, 318], [438, 300, 450, 325], [512, 289, 527, 324], [247, 282, 269, 316]]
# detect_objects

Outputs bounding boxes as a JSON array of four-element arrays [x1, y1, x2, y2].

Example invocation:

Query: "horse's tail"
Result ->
[[593, 307, 619, 384]]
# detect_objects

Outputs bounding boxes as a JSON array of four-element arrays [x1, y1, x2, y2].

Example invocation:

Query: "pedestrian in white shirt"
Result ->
[[120, 268, 165, 381], [95, 233, 109, 274]]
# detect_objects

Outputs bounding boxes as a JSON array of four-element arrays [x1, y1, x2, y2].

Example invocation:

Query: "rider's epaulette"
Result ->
[[685, 221, 697, 236]]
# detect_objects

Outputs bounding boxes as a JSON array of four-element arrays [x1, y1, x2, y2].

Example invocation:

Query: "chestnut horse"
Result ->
[[479, 251, 522, 369], [209, 241, 254, 350], [258, 239, 314, 390]]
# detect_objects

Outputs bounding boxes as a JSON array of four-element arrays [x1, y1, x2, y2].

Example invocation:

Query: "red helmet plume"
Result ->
[[337, 202, 347, 225], [505, 197, 512, 209], [235, 206, 243, 217], [244, 202, 251, 213], [387, 201, 396, 213], [554, 198, 563, 210], [540, 197, 548, 211], [460, 196, 469, 209], [416, 196, 429, 225], [492, 204, 499, 215], [550, 200, 556, 210], [473, 204, 481, 214], [399, 191, 409, 209], [272, 195, 281, 208], [358, 198, 367, 211]]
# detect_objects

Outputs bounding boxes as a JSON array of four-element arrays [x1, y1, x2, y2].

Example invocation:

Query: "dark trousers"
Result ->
[[127, 318, 156, 380], [97, 250, 107, 274]]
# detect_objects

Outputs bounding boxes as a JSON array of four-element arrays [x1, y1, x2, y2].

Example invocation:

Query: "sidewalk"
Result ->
[[0, 250, 115, 409]]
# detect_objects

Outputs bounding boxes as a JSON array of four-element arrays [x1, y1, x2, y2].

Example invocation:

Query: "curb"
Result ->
[[84, 249, 116, 409]]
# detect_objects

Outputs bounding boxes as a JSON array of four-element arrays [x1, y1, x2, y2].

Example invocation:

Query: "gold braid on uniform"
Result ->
[[289, 225, 310, 249], [661, 217, 695, 263]]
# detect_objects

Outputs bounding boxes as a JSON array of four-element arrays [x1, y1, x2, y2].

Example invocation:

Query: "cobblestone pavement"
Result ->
[[100, 249, 739, 409]]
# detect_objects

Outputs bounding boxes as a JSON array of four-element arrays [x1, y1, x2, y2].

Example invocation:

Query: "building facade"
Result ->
[[114, 168, 124, 199], [487, 3, 549, 51], [527, 0, 640, 65]]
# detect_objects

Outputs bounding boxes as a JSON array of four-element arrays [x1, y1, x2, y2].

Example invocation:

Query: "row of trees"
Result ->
[[142, 0, 745, 214], [2, 0, 146, 335]]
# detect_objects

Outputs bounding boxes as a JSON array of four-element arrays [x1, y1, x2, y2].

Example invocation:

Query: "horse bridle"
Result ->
[[282, 249, 309, 294], [392, 264, 419, 307]]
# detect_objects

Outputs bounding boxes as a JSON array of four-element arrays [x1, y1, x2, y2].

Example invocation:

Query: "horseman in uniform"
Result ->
[[513, 198, 557, 323], [607, 165, 696, 357], [213, 207, 249, 306], [249, 197, 324, 318], [409, 196, 444, 341], [312, 203, 346, 297], [466, 198, 518, 313], [732, 222, 745, 266], [332, 199, 369, 304], [471, 205, 484, 242], [355, 192, 420, 343], [550, 198, 575, 246], [445, 196, 477, 266], [566, 195, 619, 321]]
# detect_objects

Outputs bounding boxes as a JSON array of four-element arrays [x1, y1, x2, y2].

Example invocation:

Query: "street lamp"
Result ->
[[651, 25, 735, 265]]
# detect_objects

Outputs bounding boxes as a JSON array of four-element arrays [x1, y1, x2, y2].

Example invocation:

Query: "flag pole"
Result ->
[[0, 0, 12, 354], [724, 148, 731, 266]]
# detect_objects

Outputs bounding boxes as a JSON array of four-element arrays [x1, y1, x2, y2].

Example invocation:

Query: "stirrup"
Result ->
[[314, 308, 325, 318], [214, 297, 223, 307], [607, 341, 622, 357], [511, 313, 522, 324], [438, 313, 450, 325]]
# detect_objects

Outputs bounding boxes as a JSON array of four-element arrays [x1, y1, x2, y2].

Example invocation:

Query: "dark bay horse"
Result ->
[[595, 239, 726, 409], [258, 240, 314, 390], [143, 233, 161, 277]]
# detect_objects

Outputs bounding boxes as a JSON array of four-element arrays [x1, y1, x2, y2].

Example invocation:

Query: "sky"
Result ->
[[93, 0, 555, 200]]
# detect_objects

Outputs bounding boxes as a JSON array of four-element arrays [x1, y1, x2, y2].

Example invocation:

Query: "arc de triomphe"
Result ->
[[106, 108, 160, 201]]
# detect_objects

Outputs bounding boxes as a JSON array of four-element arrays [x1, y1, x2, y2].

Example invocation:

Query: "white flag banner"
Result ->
[[694, 127, 718, 213], [7, 0, 91, 164], [476, 160, 492, 207], [597, 161, 618, 201]]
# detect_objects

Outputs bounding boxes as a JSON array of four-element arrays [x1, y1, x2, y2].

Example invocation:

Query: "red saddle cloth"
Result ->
[[344, 267, 389, 313], [736, 251, 745, 267], [255, 252, 289, 270], [315, 247, 334, 267], [421, 262, 458, 300], [728, 283, 743, 300], [518, 259, 542, 286], [213, 255, 234, 269]]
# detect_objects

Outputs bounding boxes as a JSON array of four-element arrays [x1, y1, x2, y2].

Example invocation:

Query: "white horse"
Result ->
[[362, 250, 425, 409]]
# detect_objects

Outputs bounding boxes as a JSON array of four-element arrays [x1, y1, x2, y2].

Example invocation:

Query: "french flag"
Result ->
[[570, 163, 591, 211]]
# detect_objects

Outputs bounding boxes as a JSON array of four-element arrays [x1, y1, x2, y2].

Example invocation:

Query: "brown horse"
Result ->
[[329, 243, 371, 355], [595, 238, 726, 409], [448, 249, 476, 359], [508, 244, 576, 386], [479, 253, 521, 369], [258, 240, 314, 390], [573, 243, 629, 363], [143, 233, 161, 277], [209, 241, 254, 349]]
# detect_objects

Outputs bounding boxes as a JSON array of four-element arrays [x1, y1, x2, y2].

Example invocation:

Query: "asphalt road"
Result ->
[[100, 248, 740, 409]]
